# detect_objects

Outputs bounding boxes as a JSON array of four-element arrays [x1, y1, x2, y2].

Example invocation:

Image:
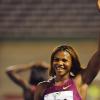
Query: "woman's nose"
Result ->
[[57, 60, 63, 65]]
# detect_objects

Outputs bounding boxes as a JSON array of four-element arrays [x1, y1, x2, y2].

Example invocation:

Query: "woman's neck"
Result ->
[[55, 73, 70, 85]]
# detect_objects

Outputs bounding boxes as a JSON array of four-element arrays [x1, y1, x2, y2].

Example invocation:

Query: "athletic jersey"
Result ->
[[43, 78, 81, 100]]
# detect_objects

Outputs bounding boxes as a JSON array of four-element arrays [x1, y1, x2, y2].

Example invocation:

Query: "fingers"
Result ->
[[97, 0, 100, 10]]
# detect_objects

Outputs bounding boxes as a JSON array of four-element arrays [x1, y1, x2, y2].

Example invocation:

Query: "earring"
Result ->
[[70, 72, 75, 77]]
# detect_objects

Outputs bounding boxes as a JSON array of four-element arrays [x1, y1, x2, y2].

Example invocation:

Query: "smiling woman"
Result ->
[[34, 42, 100, 100], [50, 45, 81, 78]]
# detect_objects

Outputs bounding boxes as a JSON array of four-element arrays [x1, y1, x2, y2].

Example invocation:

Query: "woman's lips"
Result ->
[[55, 65, 65, 69]]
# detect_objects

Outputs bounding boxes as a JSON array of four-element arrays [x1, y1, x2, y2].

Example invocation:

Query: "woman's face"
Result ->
[[52, 51, 72, 77]]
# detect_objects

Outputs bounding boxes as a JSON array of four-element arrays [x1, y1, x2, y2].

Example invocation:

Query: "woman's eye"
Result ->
[[62, 59, 67, 62], [53, 58, 59, 62]]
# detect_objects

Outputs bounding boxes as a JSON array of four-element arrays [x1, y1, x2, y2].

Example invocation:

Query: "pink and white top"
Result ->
[[43, 78, 81, 100]]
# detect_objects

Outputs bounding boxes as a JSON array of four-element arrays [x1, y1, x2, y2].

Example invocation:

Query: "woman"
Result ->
[[6, 61, 49, 100], [34, 41, 100, 100]]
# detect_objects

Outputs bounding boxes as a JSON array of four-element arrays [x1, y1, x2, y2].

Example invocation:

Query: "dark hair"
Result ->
[[49, 45, 82, 77], [29, 62, 49, 85]]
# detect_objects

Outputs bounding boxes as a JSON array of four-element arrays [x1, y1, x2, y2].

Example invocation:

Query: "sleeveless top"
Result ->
[[43, 78, 82, 100]]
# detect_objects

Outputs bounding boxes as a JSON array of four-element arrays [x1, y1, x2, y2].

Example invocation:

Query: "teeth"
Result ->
[[56, 66, 64, 69], [58, 66, 64, 68]]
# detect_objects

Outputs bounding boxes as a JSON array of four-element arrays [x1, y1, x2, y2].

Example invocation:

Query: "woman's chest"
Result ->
[[43, 79, 82, 100]]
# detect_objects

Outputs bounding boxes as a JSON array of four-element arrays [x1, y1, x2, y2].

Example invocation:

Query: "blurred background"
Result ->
[[0, 0, 100, 100]]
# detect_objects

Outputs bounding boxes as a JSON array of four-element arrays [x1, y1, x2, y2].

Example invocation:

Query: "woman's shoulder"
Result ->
[[34, 77, 55, 99], [38, 77, 54, 89], [34, 77, 54, 97]]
